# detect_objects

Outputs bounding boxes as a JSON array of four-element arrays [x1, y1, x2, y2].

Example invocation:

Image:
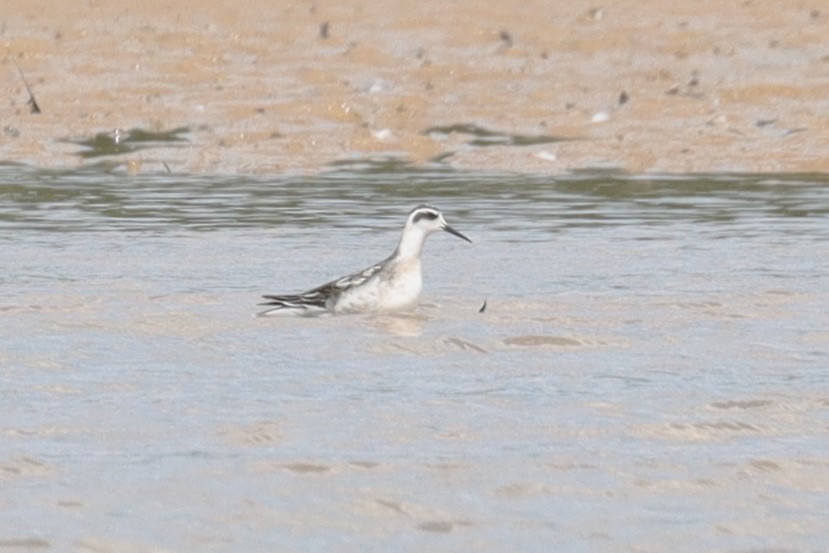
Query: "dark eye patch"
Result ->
[[412, 210, 439, 223]]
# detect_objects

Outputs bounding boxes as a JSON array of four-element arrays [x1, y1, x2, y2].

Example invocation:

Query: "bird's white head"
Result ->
[[396, 205, 471, 259], [408, 205, 472, 242]]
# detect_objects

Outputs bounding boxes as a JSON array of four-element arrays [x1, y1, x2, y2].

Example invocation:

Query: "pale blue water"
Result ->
[[2, 164, 828, 551]]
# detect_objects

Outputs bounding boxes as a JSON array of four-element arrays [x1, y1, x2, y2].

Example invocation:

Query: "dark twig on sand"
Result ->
[[12, 58, 41, 114]]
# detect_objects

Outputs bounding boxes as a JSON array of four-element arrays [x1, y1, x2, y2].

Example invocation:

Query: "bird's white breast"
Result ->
[[380, 262, 422, 310]]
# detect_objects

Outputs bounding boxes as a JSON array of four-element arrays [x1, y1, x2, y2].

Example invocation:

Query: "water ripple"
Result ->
[[1, 164, 827, 238]]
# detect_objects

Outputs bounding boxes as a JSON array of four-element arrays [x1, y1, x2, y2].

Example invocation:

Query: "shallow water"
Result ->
[[2, 163, 828, 551]]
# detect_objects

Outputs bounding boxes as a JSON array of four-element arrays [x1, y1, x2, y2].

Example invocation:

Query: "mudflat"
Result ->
[[3, 1, 829, 174]]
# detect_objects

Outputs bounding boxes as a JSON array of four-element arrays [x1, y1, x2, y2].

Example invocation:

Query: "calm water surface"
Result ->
[[1, 163, 828, 552]]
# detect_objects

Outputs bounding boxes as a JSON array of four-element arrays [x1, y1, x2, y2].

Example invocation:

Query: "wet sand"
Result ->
[[3, 0, 829, 175]]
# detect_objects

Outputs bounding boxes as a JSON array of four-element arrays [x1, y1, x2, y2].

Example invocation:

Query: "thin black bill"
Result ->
[[443, 224, 472, 243]]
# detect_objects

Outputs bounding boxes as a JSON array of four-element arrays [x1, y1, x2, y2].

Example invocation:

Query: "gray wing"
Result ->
[[259, 261, 386, 313]]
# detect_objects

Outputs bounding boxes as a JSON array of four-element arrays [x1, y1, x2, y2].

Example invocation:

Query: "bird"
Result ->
[[258, 205, 471, 316]]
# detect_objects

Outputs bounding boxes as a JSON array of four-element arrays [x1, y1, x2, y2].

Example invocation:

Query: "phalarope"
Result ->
[[258, 205, 471, 316]]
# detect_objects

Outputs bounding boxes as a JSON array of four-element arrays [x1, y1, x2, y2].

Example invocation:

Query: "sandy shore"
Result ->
[[3, 0, 829, 175]]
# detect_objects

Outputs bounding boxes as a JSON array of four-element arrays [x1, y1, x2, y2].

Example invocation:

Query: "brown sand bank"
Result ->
[[3, 0, 829, 175]]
